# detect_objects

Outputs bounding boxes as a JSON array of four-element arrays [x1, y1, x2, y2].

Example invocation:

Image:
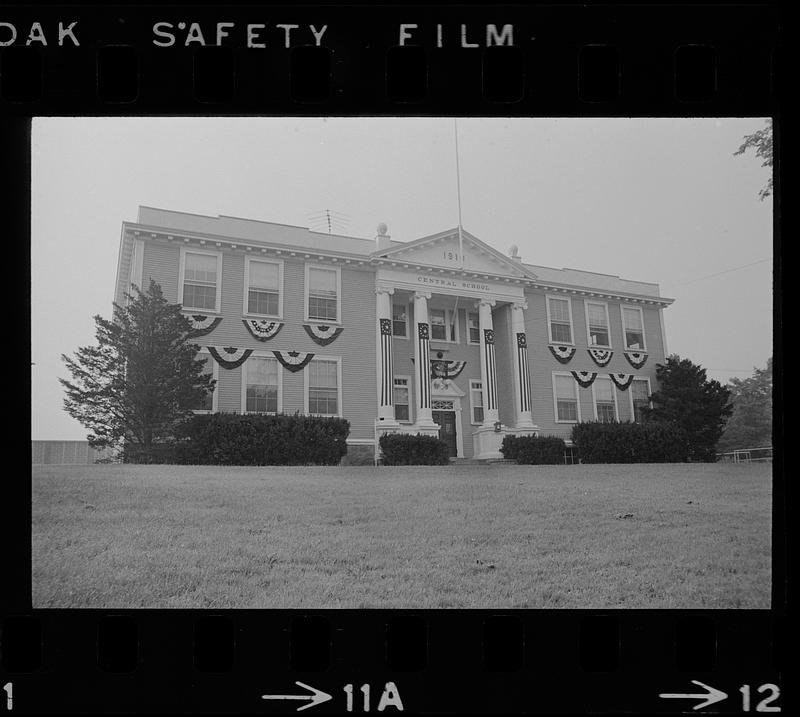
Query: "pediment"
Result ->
[[374, 229, 536, 280]]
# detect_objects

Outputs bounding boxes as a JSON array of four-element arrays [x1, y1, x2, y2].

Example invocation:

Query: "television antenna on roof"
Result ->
[[307, 209, 351, 235]]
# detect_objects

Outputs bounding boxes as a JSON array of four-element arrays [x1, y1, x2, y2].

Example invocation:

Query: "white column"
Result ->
[[510, 301, 535, 428], [375, 286, 397, 425], [477, 298, 499, 426], [413, 291, 437, 427]]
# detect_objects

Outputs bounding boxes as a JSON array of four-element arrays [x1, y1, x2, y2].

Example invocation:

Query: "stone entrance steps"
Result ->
[[450, 457, 517, 465]]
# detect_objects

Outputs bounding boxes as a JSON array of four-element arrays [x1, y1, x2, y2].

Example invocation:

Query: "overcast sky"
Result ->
[[31, 116, 773, 440]]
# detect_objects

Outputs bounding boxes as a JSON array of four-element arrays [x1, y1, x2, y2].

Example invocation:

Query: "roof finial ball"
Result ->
[[377, 222, 389, 237], [509, 244, 520, 258]]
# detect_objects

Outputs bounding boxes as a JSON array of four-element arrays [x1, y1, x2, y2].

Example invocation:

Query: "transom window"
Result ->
[[182, 250, 220, 312], [593, 377, 618, 422], [586, 301, 611, 347], [547, 297, 573, 344], [430, 308, 457, 342], [622, 306, 646, 350], [630, 378, 651, 423], [467, 312, 480, 344], [244, 356, 279, 413], [307, 359, 340, 416], [192, 352, 216, 413], [470, 380, 484, 424], [307, 266, 339, 322], [392, 304, 408, 337], [246, 259, 282, 317], [393, 377, 411, 421], [554, 373, 579, 423]]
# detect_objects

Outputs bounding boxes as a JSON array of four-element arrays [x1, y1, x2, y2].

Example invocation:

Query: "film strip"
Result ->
[[4, 2, 783, 714]]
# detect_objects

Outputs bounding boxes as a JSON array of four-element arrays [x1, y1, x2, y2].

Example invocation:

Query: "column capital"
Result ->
[[511, 300, 528, 312], [375, 284, 395, 296], [414, 291, 432, 301], [476, 298, 496, 309]]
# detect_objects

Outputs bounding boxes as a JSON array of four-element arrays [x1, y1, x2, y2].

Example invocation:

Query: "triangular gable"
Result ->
[[372, 228, 537, 279]]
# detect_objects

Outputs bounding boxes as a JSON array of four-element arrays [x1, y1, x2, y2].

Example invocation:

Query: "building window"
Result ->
[[467, 312, 480, 344], [430, 308, 457, 342], [547, 296, 573, 344], [181, 249, 221, 312], [392, 304, 408, 337], [245, 258, 282, 317], [307, 358, 341, 416], [593, 376, 618, 422], [629, 377, 652, 423], [621, 305, 646, 350], [393, 376, 411, 421], [553, 373, 580, 423], [470, 380, 484, 424], [586, 301, 611, 347], [192, 352, 217, 413], [244, 356, 280, 413], [306, 265, 340, 323]]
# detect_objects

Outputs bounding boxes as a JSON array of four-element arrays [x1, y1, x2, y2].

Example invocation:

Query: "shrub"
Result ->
[[500, 434, 566, 464], [169, 412, 350, 465], [379, 433, 450, 465], [571, 421, 687, 463]]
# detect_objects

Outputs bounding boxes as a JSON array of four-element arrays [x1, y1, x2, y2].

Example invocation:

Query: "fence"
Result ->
[[717, 446, 773, 464], [32, 441, 115, 465]]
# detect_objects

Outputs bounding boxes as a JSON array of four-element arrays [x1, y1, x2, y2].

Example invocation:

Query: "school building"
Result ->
[[115, 207, 674, 461]]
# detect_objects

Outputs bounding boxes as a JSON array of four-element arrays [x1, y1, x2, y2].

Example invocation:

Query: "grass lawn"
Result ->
[[32, 463, 771, 609]]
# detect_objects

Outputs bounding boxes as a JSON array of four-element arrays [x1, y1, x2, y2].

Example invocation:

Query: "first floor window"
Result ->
[[554, 374, 579, 422], [183, 251, 219, 311], [467, 312, 480, 344], [630, 378, 651, 423], [622, 306, 645, 350], [193, 353, 215, 412], [308, 266, 338, 322], [470, 380, 484, 423], [393, 377, 410, 421], [587, 301, 610, 347], [593, 377, 617, 422], [548, 297, 573, 344], [245, 357, 279, 413], [308, 359, 339, 415], [392, 304, 407, 337], [247, 259, 281, 316]]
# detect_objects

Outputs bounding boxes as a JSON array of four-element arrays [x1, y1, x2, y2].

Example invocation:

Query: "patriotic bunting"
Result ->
[[242, 319, 283, 341], [609, 373, 635, 390], [303, 324, 344, 346], [588, 348, 613, 367], [624, 351, 648, 369], [549, 345, 576, 364], [274, 350, 314, 373], [431, 360, 467, 380], [208, 346, 253, 369], [186, 314, 222, 337], [571, 370, 598, 388]]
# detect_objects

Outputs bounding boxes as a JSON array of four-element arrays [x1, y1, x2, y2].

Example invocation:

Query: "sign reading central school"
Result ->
[[416, 275, 491, 292], [376, 268, 526, 301]]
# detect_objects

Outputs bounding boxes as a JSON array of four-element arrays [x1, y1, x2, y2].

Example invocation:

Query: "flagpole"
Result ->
[[454, 118, 464, 270]]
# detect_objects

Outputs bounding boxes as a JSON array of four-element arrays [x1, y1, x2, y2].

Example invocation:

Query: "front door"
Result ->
[[432, 410, 458, 457]]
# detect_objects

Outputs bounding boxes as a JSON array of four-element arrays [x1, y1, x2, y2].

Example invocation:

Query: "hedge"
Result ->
[[500, 434, 566, 464], [379, 433, 450, 465], [167, 412, 350, 465], [571, 421, 687, 463]]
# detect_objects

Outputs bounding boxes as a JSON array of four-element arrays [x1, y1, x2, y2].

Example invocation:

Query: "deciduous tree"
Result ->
[[734, 118, 773, 201], [717, 358, 772, 452]]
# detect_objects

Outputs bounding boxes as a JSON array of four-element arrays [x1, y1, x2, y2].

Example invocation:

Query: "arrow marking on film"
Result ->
[[659, 680, 728, 710], [262, 681, 333, 711]]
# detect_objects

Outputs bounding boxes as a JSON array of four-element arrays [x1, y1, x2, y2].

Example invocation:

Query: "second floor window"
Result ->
[[307, 267, 339, 322], [586, 302, 610, 347], [182, 251, 219, 312], [430, 308, 456, 342], [467, 312, 480, 344], [245, 356, 279, 413], [246, 259, 281, 317], [622, 306, 646, 350], [392, 304, 407, 337], [547, 297, 573, 344], [593, 377, 617, 422]]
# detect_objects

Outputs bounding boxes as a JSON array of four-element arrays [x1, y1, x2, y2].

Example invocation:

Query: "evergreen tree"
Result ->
[[717, 358, 772, 452], [645, 354, 733, 462], [60, 279, 215, 461]]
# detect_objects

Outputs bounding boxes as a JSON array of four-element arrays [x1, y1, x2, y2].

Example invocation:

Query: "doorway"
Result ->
[[432, 410, 458, 457]]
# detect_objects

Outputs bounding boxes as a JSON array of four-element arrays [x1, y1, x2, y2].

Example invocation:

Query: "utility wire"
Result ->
[[663, 258, 771, 290]]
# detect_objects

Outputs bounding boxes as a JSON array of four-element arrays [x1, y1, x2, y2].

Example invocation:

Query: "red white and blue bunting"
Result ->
[[208, 346, 253, 370], [624, 351, 648, 369], [242, 319, 283, 341], [273, 350, 314, 373], [609, 373, 635, 390], [571, 370, 598, 388], [549, 345, 576, 364], [588, 348, 613, 367], [186, 314, 222, 337], [303, 324, 344, 346], [431, 360, 467, 380]]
